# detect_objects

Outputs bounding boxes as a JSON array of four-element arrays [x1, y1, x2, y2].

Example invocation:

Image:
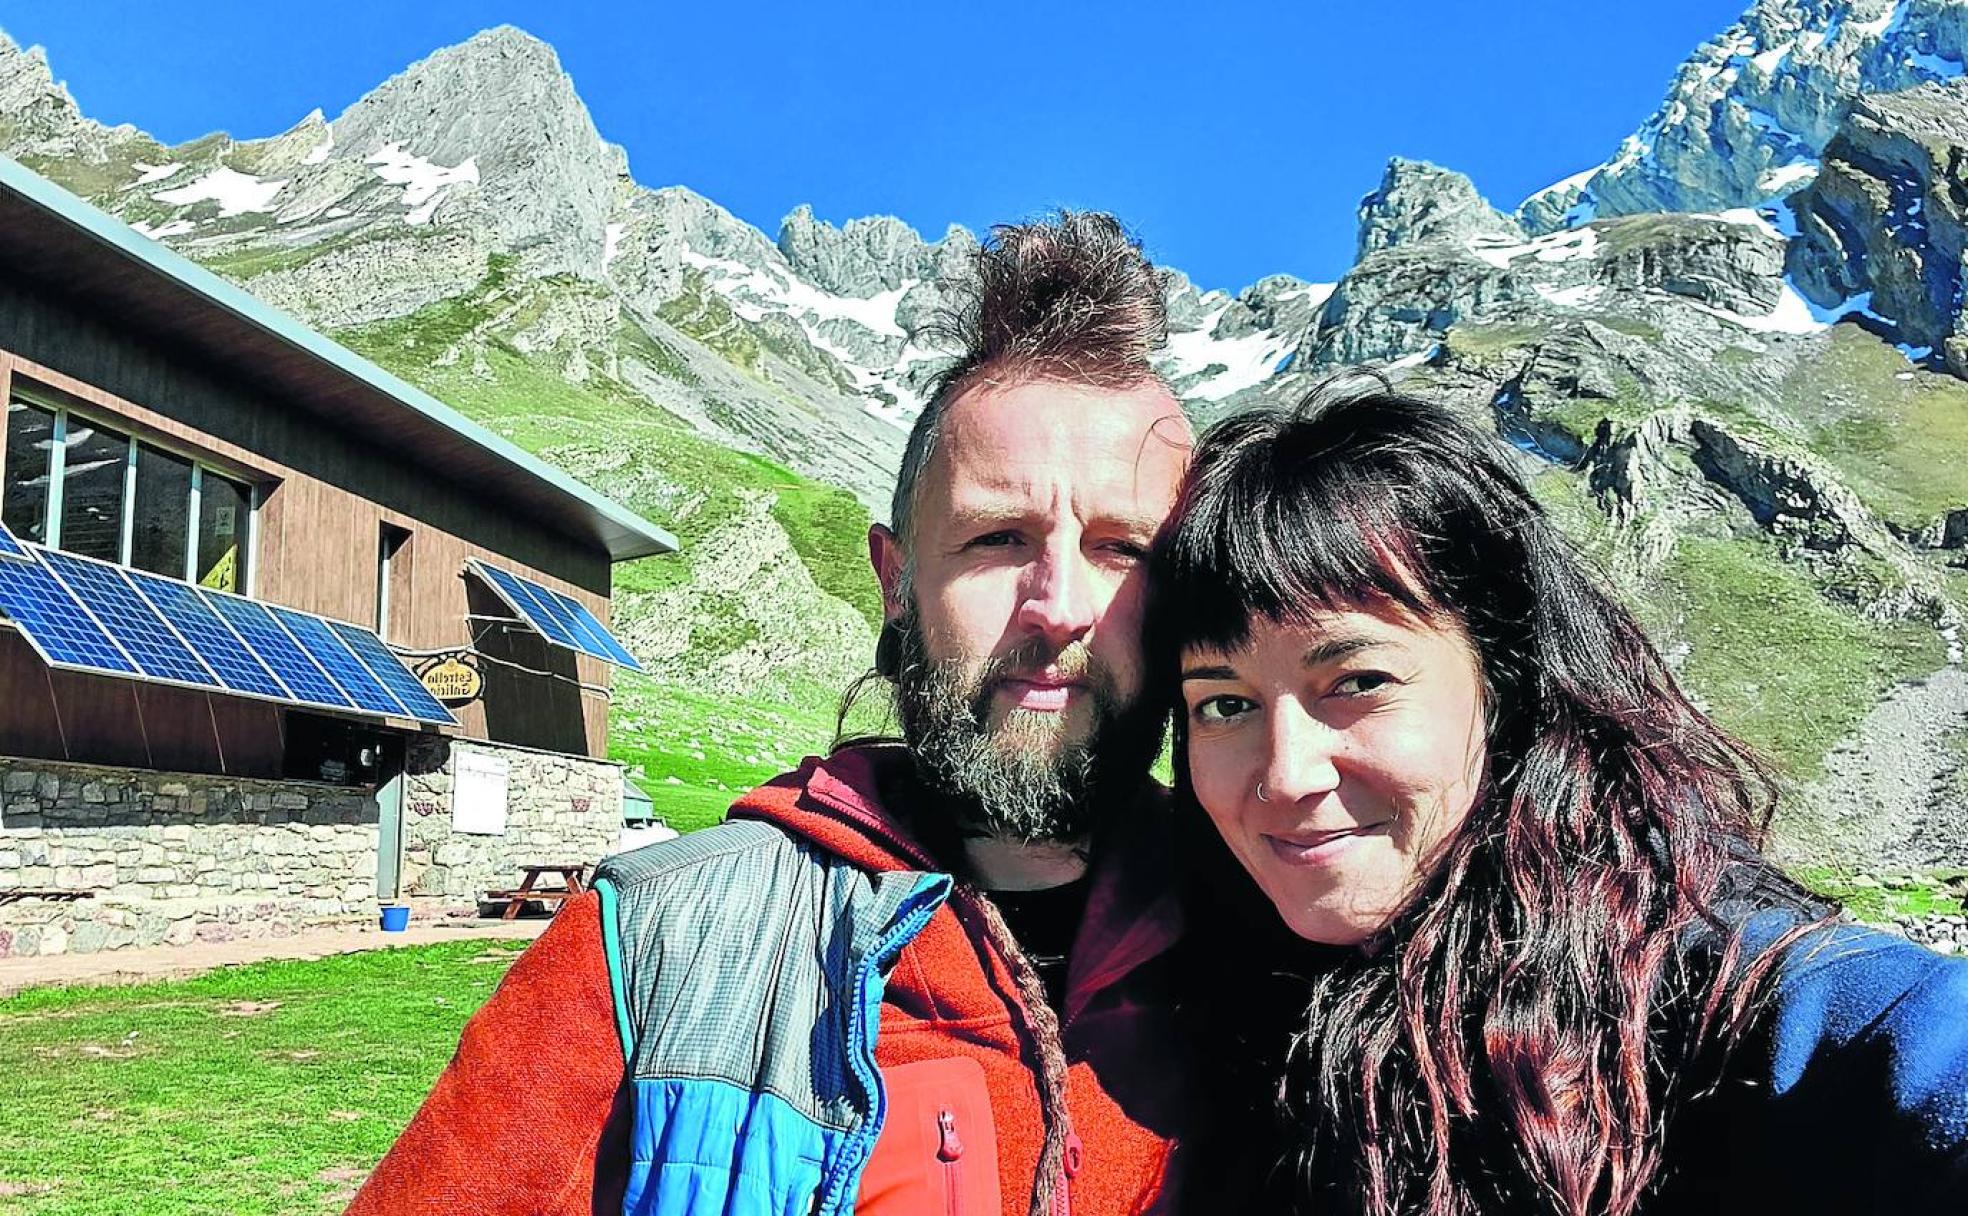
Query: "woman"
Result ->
[[1153, 377, 1968, 1214]]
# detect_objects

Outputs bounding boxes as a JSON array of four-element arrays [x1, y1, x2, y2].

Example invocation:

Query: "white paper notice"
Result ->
[[452, 750, 510, 836]]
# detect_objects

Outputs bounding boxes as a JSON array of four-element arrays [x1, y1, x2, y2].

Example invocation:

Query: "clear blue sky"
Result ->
[[3, 1, 1750, 292]]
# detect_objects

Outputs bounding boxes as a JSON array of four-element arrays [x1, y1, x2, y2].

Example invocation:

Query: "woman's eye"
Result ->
[[1193, 694, 1255, 723], [1331, 672, 1393, 697]]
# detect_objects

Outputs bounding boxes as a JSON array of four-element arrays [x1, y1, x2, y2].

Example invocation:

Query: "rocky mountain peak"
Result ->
[[777, 204, 934, 297], [0, 28, 118, 158], [1358, 156, 1523, 258], [327, 24, 617, 275], [1524, 0, 1968, 233], [1788, 74, 1968, 372]]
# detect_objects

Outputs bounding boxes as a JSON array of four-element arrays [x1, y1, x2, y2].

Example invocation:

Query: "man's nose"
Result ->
[[1015, 543, 1096, 650], [1259, 699, 1341, 805]]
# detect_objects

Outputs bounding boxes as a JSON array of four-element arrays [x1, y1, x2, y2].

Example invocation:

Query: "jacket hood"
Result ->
[[728, 742, 1185, 1022], [727, 743, 941, 874]]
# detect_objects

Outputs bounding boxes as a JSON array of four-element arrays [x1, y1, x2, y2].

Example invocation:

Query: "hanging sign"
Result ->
[[418, 652, 484, 703]]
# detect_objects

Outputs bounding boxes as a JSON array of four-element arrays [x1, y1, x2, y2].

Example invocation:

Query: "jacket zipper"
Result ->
[[938, 1108, 964, 1216], [1040, 1129, 1082, 1216]]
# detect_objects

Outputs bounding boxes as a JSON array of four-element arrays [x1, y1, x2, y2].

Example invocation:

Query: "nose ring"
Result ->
[[1255, 780, 1271, 803]]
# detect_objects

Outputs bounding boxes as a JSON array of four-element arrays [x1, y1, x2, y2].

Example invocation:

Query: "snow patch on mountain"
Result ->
[[131, 218, 194, 240], [681, 250, 911, 339], [302, 121, 333, 165], [366, 142, 479, 224], [129, 161, 183, 186], [152, 166, 286, 217], [1468, 226, 1599, 270]]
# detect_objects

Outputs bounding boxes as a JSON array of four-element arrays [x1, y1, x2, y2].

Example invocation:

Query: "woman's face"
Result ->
[[1180, 602, 1488, 946]]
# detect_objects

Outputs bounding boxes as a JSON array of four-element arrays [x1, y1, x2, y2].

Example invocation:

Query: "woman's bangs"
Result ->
[[1162, 447, 1437, 655]]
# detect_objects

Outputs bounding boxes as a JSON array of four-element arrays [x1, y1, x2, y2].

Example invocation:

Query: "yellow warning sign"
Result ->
[[199, 546, 238, 593]]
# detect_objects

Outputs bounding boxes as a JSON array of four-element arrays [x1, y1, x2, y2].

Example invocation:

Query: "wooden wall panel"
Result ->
[[208, 698, 284, 778], [133, 683, 222, 773], [47, 671, 150, 768], [0, 632, 67, 761]]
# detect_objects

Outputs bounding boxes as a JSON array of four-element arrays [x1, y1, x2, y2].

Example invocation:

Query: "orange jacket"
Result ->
[[346, 745, 1190, 1215]]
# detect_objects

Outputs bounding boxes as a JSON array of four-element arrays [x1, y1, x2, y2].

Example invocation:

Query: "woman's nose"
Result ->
[[1258, 699, 1340, 804]]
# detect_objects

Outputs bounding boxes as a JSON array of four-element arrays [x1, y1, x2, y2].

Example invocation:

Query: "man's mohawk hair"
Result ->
[[892, 211, 1172, 537], [924, 210, 1170, 395]]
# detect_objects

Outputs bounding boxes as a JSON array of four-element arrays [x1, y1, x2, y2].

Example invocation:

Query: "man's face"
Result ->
[[870, 377, 1192, 840]]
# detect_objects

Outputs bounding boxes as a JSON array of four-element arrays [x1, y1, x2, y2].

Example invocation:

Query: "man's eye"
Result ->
[[1331, 672, 1394, 697], [1099, 539, 1149, 561], [1193, 694, 1255, 723], [967, 531, 1019, 549]]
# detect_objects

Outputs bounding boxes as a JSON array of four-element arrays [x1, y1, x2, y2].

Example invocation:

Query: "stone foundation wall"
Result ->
[[399, 739, 623, 905], [0, 740, 626, 959], [0, 761, 377, 958]]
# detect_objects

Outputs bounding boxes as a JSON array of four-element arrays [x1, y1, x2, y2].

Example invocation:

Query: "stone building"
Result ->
[[0, 156, 675, 957]]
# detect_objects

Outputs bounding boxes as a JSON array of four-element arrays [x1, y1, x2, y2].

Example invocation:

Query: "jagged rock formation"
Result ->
[[1358, 157, 1524, 257], [328, 27, 622, 278], [1518, 0, 1968, 233], [1788, 76, 1968, 371], [1301, 159, 1797, 368], [778, 205, 933, 296]]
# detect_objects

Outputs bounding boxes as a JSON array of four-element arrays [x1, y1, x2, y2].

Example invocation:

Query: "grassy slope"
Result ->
[[0, 940, 527, 1215], [1779, 324, 1968, 529], [1516, 329, 1952, 791], [333, 274, 883, 832]]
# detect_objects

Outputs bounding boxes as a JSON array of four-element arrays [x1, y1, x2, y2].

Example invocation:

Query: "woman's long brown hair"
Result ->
[[1151, 378, 1820, 1215]]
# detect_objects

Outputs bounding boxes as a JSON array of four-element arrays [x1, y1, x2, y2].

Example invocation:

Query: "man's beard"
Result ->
[[890, 610, 1164, 844]]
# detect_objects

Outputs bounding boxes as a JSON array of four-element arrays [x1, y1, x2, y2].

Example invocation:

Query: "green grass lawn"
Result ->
[[0, 940, 526, 1215]]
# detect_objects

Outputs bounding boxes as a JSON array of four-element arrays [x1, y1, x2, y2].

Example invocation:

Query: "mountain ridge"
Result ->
[[7, 5, 1968, 883]]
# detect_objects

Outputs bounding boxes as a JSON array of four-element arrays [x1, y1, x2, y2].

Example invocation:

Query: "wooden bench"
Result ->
[[486, 863, 590, 921]]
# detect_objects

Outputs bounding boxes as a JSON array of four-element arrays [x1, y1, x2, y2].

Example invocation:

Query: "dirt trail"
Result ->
[[1785, 665, 1968, 873], [0, 914, 548, 1000]]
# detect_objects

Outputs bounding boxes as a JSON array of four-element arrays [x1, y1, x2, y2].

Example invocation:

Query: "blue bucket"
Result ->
[[379, 904, 411, 932]]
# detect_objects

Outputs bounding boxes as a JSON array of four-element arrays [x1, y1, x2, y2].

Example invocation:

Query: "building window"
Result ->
[[2, 394, 258, 590], [56, 415, 128, 561], [195, 468, 252, 593], [131, 443, 194, 577], [2, 398, 55, 543], [377, 523, 410, 639]]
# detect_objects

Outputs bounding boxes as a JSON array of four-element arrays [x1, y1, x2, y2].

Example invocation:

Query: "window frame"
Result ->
[[5, 390, 260, 591]]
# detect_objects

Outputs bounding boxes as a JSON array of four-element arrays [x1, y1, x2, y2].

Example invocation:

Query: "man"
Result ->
[[346, 211, 1195, 1216]]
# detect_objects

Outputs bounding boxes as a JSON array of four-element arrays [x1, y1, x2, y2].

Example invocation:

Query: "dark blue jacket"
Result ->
[[1182, 866, 1968, 1213], [1647, 900, 1968, 1210]]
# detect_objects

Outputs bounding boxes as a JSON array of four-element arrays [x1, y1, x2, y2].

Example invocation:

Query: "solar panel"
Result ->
[[37, 549, 220, 689], [201, 590, 356, 710], [471, 559, 584, 649], [0, 550, 139, 674], [328, 622, 459, 726], [125, 569, 292, 701], [467, 558, 642, 672], [0, 520, 29, 562], [545, 586, 644, 672], [0, 538, 460, 733], [270, 606, 409, 718]]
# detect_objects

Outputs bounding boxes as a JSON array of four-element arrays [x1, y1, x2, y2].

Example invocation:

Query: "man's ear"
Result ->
[[868, 523, 907, 623], [868, 524, 908, 679]]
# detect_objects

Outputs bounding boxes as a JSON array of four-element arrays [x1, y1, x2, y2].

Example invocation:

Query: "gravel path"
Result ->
[[1783, 665, 1968, 873], [0, 912, 547, 999]]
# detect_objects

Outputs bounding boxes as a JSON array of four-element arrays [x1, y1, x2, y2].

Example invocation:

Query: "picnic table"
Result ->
[[486, 863, 590, 921]]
